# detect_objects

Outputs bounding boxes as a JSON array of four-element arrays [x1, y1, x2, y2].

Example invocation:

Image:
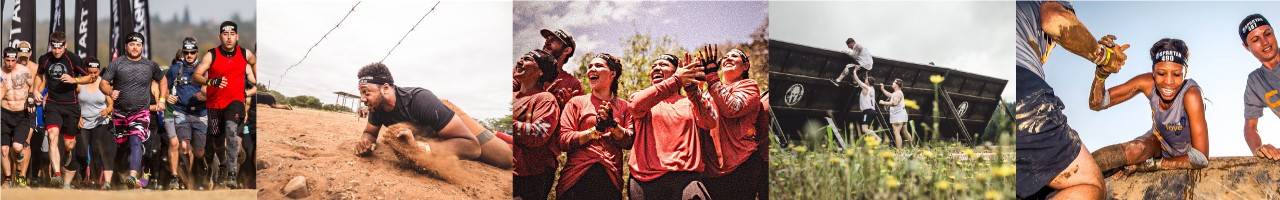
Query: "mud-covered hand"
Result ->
[[1094, 34, 1131, 75], [1254, 144, 1280, 160], [698, 44, 721, 73]]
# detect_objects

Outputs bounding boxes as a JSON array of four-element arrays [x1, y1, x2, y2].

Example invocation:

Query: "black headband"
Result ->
[[655, 54, 679, 66], [1240, 14, 1270, 42], [1151, 50, 1187, 66], [359, 75, 393, 85], [221, 21, 238, 33], [127, 33, 145, 44], [594, 53, 621, 69]]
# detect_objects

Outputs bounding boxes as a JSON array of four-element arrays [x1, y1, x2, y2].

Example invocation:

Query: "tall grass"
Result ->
[[770, 132, 1015, 199]]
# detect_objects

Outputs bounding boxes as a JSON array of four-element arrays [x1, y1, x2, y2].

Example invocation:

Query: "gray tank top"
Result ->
[[1148, 79, 1198, 157], [78, 83, 108, 129]]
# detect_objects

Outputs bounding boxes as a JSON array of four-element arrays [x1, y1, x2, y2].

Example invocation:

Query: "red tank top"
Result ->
[[206, 46, 247, 109]]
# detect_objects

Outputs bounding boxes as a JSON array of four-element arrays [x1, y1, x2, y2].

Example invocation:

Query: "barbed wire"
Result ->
[[380, 1, 440, 63], [278, 1, 362, 83]]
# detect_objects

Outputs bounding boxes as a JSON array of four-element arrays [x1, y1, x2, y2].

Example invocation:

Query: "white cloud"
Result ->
[[770, 1, 1014, 100], [259, 0, 512, 119]]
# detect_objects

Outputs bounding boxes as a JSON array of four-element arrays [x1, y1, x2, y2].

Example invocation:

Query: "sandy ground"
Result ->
[[256, 107, 511, 200], [0, 188, 255, 200], [1105, 156, 1280, 199]]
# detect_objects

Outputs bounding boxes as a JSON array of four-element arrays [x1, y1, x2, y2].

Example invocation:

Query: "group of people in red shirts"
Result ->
[[513, 28, 769, 200]]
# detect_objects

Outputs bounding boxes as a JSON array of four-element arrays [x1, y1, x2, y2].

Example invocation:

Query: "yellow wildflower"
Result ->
[[934, 180, 951, 190], [903, 99, 920, 110], [884, 176, 901, 188], [993, 164, 1016, 177], [985, 190, 1002, 200], [879, 150, 895, 160]]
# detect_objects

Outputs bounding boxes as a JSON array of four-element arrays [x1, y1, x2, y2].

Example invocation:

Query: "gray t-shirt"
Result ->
[[102, 58, 163, 112], [1015, 1, 1073, 79], [1244, 65, 1280, 119]]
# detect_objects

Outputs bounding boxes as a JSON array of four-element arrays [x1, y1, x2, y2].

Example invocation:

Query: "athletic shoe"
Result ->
[[124, 176, 142, 189], [14, 176, 28, 188]]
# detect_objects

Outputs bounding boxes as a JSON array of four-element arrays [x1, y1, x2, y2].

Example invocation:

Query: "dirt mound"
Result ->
[[256, 108, 511, 200], [1105, 156, 1280, 199]]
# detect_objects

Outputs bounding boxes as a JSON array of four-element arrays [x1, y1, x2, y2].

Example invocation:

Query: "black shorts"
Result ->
[[209, 101, 246, 137], [860, 109, 879, 124], [513, 170, 554, 200], [562, 164, 622, 200], [43, 103, 80, 131], [2, 109, 32, 145], [1014, 67, 1082, 198]]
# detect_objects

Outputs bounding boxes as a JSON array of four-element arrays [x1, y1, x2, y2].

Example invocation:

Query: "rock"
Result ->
[[257, 159, 270, 170], [283, 176, 309, 198], [1105, 157, 1280, 199]]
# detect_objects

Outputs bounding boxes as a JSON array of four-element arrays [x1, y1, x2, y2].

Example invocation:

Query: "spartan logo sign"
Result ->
[[784, 83, 804, 106]]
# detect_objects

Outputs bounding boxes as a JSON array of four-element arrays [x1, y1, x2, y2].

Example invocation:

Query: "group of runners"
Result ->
[[512, 28, 769, 200], [1016, 1, 1280, 199], [0, 21, 257, 190]]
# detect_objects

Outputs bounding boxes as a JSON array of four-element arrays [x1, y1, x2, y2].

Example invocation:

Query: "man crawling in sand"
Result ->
[[351, 63, 513, 182]]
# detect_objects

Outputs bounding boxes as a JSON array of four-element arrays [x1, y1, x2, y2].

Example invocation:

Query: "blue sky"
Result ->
[[1042, 2, 1280, 156], [513, 1, 767, 73]]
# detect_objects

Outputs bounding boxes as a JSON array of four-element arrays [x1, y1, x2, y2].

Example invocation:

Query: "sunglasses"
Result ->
[[184, 51, 198, 55]]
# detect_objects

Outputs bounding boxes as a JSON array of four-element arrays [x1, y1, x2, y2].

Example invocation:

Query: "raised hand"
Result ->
[[1095, 34, 1131, 74]]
